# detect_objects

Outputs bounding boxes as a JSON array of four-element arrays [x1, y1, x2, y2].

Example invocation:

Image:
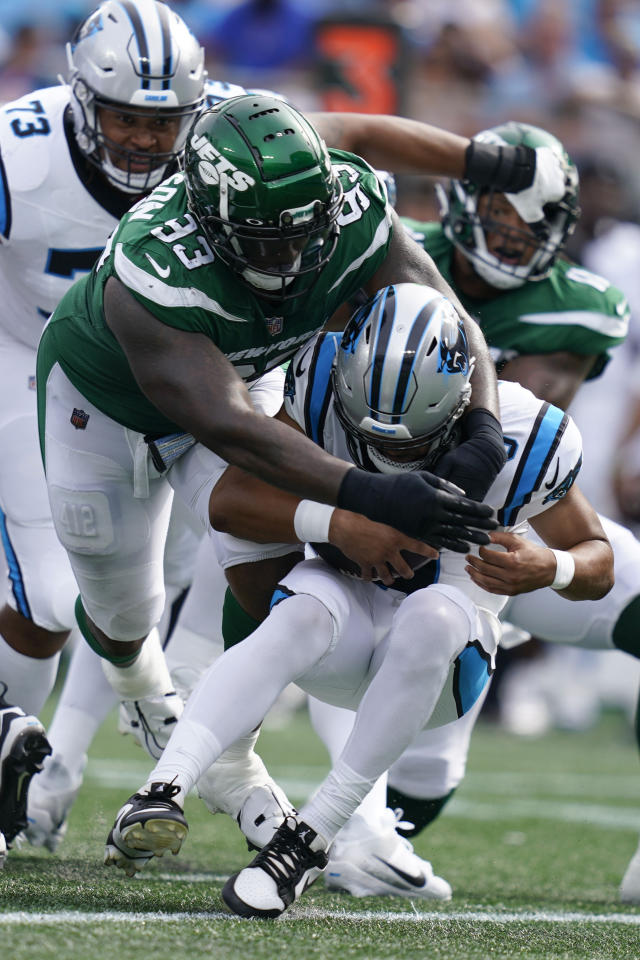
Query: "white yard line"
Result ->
[[0, 907, 639, 925]]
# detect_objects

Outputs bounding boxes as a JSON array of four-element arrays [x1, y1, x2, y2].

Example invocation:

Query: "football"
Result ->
[[310, 541, 432, 581]]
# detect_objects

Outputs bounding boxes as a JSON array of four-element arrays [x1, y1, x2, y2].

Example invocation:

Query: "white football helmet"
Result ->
[[67, 0, 207, 193], [333, 283, 474, 474]]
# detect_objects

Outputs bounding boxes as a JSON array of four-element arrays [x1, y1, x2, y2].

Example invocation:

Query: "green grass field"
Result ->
[[1, 696, 640, 960]]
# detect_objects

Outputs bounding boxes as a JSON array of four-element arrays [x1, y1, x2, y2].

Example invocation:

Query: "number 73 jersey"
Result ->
[[0, 85, 122, 349], [285, 331, 584, 615]]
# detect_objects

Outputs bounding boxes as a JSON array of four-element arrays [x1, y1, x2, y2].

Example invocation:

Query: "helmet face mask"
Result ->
[[67, 0, 206, 193], [439, 121, 580, 290], [333, 283, 474, 475], [183, 95, 344, 301]]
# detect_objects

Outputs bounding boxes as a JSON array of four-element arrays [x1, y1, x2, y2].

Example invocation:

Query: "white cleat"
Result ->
[[324, 809, 452, 901], [0, 830, 6, 868], [25, 756, 85, 853], [620, 836, 640, 903], [222, 815, 329, 919], [197, 748, 295, 849], [104, 781, 188, 877], [118, 692, 184, 760]]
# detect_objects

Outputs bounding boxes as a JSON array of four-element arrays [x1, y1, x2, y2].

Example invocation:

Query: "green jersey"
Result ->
[[403, 220, 629, 380], [38, 151, 391, 435]]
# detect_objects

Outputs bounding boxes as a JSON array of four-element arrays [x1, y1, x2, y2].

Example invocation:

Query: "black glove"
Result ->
[[464, 140, 536, 192], [435, 408, 506, 502], [337, 468, 497, 554]]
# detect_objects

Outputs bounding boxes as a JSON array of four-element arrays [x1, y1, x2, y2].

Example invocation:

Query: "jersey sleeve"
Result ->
[[284, 332, 339, 443], [498, 403, 583, 528]]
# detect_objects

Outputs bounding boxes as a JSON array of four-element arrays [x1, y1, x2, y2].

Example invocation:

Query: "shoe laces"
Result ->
[[136, 781, 182, 809], [250, 817, 327, 890], [391, 806, 416, 835]]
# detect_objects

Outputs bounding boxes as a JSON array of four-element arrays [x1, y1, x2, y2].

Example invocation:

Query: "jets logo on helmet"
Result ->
[[183, 95, 344, 301], [190, 133, 256, 192], [67, 0, 207, 193], [438, 121, 580, 290], [333, 283, 474, 474]]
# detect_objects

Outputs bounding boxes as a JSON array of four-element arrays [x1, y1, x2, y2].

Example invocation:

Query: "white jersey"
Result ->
[[284, 331, 583, 616], [0, 85, 122, 349]]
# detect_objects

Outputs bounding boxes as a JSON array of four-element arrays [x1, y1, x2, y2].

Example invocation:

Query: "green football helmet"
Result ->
[[183, 95, 344, 300], [438, 122, 580, 290]]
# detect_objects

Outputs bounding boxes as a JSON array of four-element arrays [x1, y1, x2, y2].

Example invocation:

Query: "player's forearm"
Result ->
[[198, 407, 350, 505], [210, 468, 301, 541], [310, 112, 469, 177]]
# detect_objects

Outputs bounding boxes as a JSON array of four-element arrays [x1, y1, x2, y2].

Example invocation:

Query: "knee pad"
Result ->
[[390, 588, 470, 673]]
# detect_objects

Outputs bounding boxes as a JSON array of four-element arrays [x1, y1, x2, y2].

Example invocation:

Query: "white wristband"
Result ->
[[293, 500, 335, 544], [550, 549, 575, 590]]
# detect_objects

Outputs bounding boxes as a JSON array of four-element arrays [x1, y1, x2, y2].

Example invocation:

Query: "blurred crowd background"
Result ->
[[2, 0, 640, 735]]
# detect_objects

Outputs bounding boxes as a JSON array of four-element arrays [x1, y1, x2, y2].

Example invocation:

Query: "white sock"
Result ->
[[45, 639, 116, 776], [147, 718, 224, 801], [165, 625, 221, 701], [300, 758, 378, 845], [0, 633, 60, 715], [102, 628, 174, 700], [163, 536, 227, 695], [308, 697, 355, 762], [308, 699, 388, 830]]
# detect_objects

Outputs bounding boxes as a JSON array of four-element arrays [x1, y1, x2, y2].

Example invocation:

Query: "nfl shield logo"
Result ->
[[264, 316, 284, 337], [70, 408, 89, 430]]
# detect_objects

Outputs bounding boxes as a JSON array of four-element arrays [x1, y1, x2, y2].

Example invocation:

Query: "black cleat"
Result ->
[[0, 696, 51, 845], [105, 781, 188, 877]]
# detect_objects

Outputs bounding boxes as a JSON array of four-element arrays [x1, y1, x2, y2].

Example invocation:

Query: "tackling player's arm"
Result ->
[[310, 112, 468, 178], [465, 484, 613, 600], [498, 351, 598, 410], [104, 277, 494, 547], [104, 277, 352, 499], [311, 112, 565, 224], [210, 407, 437, 586]]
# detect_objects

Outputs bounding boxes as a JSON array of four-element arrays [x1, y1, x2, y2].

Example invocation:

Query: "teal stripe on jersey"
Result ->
[[500, 404, 566, 526]]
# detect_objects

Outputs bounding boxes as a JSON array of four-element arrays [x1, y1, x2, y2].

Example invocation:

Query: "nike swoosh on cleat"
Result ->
[[373, 855, 427, 888], [145, 253, 171, 278]]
